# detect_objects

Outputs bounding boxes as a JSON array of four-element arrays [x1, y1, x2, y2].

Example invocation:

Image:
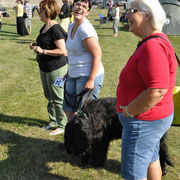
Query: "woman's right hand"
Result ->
[[30, 42, 37, 49], [63, 72, 68, 81]]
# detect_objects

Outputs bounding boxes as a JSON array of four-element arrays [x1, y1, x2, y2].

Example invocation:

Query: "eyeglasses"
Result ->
[[75, 2, 89, 10], [126, 8, 138, 15]]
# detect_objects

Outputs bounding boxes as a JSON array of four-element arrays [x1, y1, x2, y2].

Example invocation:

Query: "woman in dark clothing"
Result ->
[[30, 0, 68, 135], [16, 0, 29, 36]]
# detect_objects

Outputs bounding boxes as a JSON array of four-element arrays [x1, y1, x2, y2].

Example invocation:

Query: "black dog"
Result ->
[[64, 97, 173, 175]]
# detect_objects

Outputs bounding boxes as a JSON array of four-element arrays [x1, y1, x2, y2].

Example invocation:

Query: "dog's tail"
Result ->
[[159, 133, 174, 176]]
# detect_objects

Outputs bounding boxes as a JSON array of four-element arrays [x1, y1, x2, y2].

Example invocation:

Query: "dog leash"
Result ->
[[64, 80, 94, 111], [136, 35, 180, 67]]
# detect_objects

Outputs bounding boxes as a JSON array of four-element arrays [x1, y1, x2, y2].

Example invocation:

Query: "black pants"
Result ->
[[16, 17, 29, 36]]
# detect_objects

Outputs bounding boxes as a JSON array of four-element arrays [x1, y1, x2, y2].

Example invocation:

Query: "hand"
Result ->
[[33, 46, 43, 54], [30, 42, 35, 49], [84, 79, 94, 91], [30, 42, 38, 49], [63, 73, 68, 81], [30, 43, 43, 54], [119, 106, 129, 118]]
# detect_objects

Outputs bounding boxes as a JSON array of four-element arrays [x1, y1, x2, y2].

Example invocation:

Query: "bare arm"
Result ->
[[82, 37, 102, 90], [113, 8, 118, 17], [59, 11, 64, 15], [31, 39, 67, 56], [121, 88, 168, 117]]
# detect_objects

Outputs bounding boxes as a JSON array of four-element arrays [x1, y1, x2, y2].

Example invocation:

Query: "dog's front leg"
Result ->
[[85, 140, 109, 167]]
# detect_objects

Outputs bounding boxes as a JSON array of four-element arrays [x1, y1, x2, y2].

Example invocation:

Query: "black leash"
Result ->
[[64, 80, 94, 111], [136, 35, 180, 67]]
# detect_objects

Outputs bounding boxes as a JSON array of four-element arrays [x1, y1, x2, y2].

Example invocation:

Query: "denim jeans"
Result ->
[[118, 113, 173, 180], [63, 73, 104, 112]]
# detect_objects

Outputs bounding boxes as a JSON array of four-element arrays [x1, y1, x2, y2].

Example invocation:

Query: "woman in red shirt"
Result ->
[[116, 0, 177, 179]]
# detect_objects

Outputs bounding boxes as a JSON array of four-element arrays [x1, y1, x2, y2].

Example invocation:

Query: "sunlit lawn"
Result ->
[[0, 7, 180, 180]]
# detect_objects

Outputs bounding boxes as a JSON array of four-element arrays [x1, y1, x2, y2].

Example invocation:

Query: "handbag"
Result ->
[[136, 35, 180, 66], [23, 11, 28, 18], [173, 86, 180, 126]]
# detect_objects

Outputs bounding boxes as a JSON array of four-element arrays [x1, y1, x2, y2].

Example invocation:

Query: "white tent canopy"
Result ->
[[159, 0, 180, 35]]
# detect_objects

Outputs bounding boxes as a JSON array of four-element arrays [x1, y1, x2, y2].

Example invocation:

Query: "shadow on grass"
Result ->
[[3, 22, 16, 26], [0, 32, 34, 41], [78, 159, 121, 175], [94, 26, 112, 30], [98, 34, 113, 37], [0, 127, 122, 179], [0, 114, 47, 127], [63, 146, 122, 175], [118, 27, 129, 32], [16, 40, 34, 44], [27, 58, 38, 61], [0, 30, 17, 34], [0, 129, 72, 179], [0, 33, 19, 38]]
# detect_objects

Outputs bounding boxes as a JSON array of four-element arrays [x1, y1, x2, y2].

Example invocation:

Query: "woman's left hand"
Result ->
[[33, 46, 43, 54], [84, 79, 94, 91]]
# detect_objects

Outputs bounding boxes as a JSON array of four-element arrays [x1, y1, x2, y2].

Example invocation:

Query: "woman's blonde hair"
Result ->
[[126, 0, 166, 31], [39, 0, 60, 20]]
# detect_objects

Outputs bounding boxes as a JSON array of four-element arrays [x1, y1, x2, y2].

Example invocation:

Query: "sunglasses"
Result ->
[[127, 8, 138, 15]]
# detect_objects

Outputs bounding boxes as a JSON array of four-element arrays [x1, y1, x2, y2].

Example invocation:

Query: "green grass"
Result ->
[[0, 7, 180, 180]]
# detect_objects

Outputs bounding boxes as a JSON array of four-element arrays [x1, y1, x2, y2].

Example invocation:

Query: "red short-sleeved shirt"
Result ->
[[116, 33, 177, 120]]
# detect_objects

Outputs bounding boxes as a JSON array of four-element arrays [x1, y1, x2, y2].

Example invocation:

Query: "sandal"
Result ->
[[49, 129, 64, 135]]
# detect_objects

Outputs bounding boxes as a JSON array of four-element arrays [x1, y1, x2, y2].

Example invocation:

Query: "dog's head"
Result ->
[[64, 114, 89, 156]]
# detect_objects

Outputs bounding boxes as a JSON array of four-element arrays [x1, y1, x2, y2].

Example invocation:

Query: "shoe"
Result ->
[[113, 34, 118, 37], [49, 129, 64, 135], [42, 124, 55, 130]]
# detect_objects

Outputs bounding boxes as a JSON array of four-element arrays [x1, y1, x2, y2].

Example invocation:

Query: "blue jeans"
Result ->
[[118, 113, 173, 180], [63, 74, 104, 112]]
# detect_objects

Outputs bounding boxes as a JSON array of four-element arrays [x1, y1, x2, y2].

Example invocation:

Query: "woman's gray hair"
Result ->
[[126, 0, 166, 31]]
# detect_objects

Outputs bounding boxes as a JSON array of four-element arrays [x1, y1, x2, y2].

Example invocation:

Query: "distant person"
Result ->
[[15, 0, 29, 36], [107, 0, 113, 20], [30, 0, 68, 135], [63, 0, 104, 121], [24, 0, 32, 34], [59, 0, 71, 32], [0, 11, 2, 30], [112, 1, 120, 37]]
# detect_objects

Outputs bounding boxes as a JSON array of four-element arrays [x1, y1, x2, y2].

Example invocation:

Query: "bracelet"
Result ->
[[125, 107, 134, 118], [43, 49, 46, 55]]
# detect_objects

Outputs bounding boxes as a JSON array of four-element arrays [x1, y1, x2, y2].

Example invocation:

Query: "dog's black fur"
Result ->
[[64, 97, 173, 175]]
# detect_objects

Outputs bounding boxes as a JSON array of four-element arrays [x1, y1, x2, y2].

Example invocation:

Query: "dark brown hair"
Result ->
[[73, 0, 93, 11], [17, 0, 23, 4], [39, 0, 60, 20]]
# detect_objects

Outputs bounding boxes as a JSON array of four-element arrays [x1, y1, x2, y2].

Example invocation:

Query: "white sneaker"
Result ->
[[49, 129, 64, 135]]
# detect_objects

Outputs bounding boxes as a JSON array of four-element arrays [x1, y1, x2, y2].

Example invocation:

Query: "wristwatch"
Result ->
[[125, 107, 134, 118], [43, 49, 46, 55]]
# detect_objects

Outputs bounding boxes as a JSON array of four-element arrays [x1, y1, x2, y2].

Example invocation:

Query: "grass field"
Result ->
[[0, 7, 180, 180]]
